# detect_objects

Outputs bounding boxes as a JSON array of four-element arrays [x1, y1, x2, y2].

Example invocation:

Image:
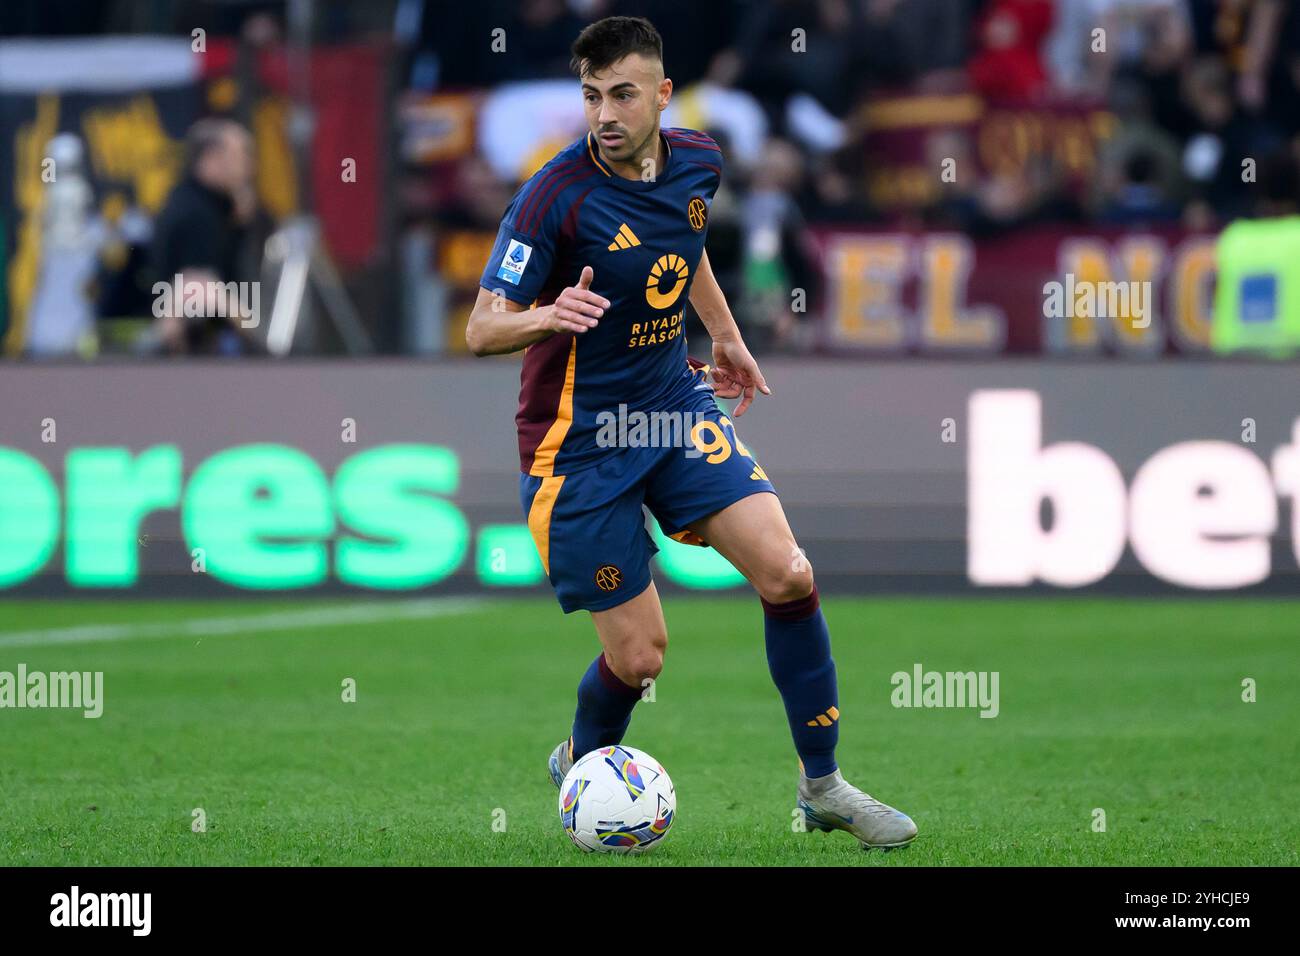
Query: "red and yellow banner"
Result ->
[[809, 226, 1217, 355]]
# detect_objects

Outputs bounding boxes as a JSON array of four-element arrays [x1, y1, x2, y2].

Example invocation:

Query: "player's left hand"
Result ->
[[710, 338, 771, 416]]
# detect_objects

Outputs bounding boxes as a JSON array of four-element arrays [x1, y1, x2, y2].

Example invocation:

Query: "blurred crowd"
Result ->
[[4, 0, 1300, 356], [416, 0, 1300, 227], [405, 0, 1300, 351]]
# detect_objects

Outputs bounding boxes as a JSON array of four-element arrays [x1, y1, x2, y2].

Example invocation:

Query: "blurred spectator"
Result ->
[[416, 0, 586, 87], [1091, 0, 1192, 91], [738, 137, 820, 351], [607, 0, 739, 87], [801, 148, 877, 223], [1178, 54, 1275, 222], [859, 0, 973, 92], [1093, 77, 1185, 223], [968, 0, 1054, 100], [25, 133, 104, 357], [445, 154, 513, 231], [148, 118, 261, 356], [1188, 0, 1300, 137], [706, 0, 864, 130], [1098, 149, 1185, 222]]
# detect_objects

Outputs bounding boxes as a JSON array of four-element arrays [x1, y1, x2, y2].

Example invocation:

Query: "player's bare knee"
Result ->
[[757, 564, 815, 606], [607, 646, 664, 688], [630, 654, 663, 688]]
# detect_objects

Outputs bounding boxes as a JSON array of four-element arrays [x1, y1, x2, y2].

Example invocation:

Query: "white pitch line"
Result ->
[[0, 598, 485, 649]]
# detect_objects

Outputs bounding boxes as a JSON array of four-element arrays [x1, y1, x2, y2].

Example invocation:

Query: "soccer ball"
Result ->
[[558, 744, 675, 853]]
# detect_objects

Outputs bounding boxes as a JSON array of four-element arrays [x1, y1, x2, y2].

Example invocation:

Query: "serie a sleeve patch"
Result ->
[[496, 238, 533, 286]]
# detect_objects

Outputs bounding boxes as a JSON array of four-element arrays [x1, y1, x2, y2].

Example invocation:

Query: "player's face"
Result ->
[[580, 53, 671, 167]]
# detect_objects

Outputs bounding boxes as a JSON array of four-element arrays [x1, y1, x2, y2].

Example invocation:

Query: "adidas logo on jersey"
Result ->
[[607, 223, 641, 251]]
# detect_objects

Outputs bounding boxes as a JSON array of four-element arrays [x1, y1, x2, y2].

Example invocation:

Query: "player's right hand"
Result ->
[[547, 266, 609, 334]]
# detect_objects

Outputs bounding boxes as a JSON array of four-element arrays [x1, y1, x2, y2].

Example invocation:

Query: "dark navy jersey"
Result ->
[[478, 127, 723, 477]]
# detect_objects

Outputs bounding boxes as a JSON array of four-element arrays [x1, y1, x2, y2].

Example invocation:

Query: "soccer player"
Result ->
[[466, 16, 917, 850]]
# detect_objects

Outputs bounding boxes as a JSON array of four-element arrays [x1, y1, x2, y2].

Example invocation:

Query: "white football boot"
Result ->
[[548, 737, 576, 789], [797, 768, 918, 850]]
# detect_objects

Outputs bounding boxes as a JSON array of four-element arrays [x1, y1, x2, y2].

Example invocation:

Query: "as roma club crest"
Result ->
[[686, 196, 707, 232], [594, 565, 623, 591]]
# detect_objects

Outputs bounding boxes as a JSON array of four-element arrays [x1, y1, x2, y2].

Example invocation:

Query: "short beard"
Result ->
[[624, 124, 659, 169]]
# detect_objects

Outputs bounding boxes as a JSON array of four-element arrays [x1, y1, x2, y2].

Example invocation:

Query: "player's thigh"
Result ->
[[520, 458, 657, 615], [590, 579, 668, 688], [687, 491, 813, 605], [643, 403, 806, 602], [642, 401, 774, 542]]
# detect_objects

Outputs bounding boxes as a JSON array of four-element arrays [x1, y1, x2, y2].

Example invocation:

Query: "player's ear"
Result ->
[[658, 77, 672, 111]]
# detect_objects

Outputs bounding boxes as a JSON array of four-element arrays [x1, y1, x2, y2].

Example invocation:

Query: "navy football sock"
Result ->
[[570, 653, 643, 758], [763, 585, 839, 778]]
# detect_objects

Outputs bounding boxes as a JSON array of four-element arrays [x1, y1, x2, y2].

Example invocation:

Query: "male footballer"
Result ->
[[466, 16, 916, 850]]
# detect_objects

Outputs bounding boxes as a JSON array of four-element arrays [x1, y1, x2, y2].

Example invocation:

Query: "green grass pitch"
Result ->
[[0, 595, 1295, 866]]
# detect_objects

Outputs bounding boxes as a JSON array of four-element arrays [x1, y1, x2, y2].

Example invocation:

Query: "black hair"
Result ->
[[569, 16, 663, 79]]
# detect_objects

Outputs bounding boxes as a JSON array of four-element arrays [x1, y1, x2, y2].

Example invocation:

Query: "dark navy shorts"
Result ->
[[520, 401, 776, 613]]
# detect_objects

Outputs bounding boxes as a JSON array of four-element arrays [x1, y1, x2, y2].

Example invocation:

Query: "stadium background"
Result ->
[[3, 0, 1299, 599], [0, 0, 1297, 868]]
